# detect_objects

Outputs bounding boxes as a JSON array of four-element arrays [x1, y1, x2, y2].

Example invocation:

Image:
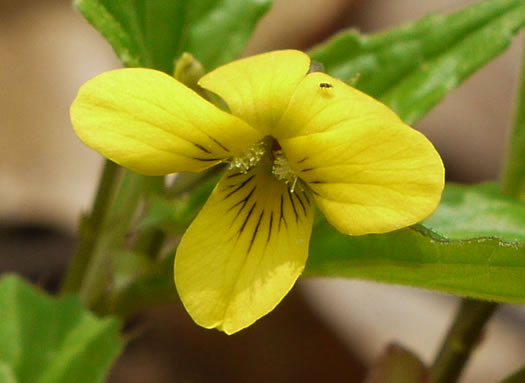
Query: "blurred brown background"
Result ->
[[1, 0, 524, 382]]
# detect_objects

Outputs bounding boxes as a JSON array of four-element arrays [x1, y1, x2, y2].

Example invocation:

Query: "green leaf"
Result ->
[[424, 183, 525, 242], [305, 223, 525, 304], [501, 40, 525, 199], [74, 0, 272, 72], [0, 362, 17, 383], [309, 0, 525, 124], [0, 275, 123, 383]]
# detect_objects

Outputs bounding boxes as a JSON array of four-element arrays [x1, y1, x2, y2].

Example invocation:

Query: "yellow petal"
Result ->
[[174, 155, 314, 334], [71, 68, 263, 175], [274, 72, 402, 139], [198, 50, 311, 135], [279, 75, 444, 235]]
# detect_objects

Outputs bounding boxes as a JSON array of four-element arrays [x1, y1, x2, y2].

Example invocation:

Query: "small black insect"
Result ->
[[319, 82, 333, 89]]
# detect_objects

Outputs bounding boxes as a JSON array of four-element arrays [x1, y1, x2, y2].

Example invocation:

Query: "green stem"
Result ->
[[78, 171, 145, 307], [93, 170, 220, 317], [133, 175, 167, 260], [501, 41, 525, 198], [501, 366, 525, 383], [168, 166, 222, 197], [430, 300, 498, 383], [133, 229, 166, 260], [61, 160, 121, 294]]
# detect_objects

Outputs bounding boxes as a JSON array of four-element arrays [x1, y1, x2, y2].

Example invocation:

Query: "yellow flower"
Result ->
[[71, 50, 444, 334]]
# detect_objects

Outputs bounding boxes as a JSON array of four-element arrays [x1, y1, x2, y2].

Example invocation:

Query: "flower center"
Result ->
[[226, 140, 266, 173], [270, 140, 300, 192], [272, 149, 299, 192], [227, 138, 300, 192]]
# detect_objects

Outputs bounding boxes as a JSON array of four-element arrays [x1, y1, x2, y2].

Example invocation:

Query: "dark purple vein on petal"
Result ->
[[287, 189, 299, 223], [294, 192, 307, 216], [279, 194, 288, 230], [266, 212, 273, 246], [223, 175, 255, 199], [302, 190, 311, 206], [227, 172, 244, 179], [247, 211, 264, 254], [300, 168, 314, 173], [193, 143, 212, 154], [237, 202, 256, 239], [297, 157, 309, 164], [206, 134, 230, 153], [192, 157, 221, 162], [227, 185, 257, 223]]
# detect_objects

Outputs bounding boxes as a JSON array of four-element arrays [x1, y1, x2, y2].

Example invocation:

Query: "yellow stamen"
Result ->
[[227, 141, 266, 173], [272, 149, 299, 192]]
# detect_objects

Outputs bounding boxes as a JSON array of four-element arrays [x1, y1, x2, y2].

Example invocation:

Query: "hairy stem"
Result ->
[[61, 160, 121, 294], [430, 300, 498, 383], [78, 171, 144, 307]]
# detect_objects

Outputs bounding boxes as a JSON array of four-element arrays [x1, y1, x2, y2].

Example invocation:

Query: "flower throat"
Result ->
[[226, 137, 299, 192]]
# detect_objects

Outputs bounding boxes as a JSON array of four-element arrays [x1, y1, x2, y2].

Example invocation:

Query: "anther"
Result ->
[[226, 141, 266, 173], [272, 150, 300, 192]]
